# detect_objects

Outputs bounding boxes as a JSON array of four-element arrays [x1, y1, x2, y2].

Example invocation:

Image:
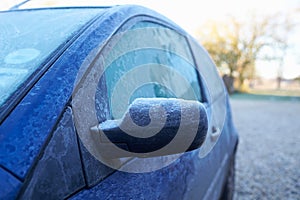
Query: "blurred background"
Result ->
[[1, 0, 299, 199]]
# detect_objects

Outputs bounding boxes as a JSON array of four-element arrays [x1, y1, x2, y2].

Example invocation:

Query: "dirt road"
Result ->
[[230, 99, 300, 199]]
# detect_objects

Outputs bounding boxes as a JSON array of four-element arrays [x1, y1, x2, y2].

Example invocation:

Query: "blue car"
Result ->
[[0, 5, 238, 200]]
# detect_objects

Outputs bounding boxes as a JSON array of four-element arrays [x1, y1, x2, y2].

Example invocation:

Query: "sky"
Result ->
[[1, 0, 300, 79]]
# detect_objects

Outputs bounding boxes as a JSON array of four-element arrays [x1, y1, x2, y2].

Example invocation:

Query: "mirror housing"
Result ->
[[91, 98, 208, 158]]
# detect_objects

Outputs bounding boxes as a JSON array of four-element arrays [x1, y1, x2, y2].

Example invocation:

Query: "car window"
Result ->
[[101, 21, 202, 119], [188, 36, 227, 158], [72, 19, 204, 184], [0, 8, 103, 108]]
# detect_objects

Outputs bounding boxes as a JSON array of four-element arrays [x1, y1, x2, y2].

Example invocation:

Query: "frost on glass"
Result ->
[[188, 36, 227, 158], [103, 22, 202, 119], [0, 8, 102, 106], [72, 20, 204, 172]]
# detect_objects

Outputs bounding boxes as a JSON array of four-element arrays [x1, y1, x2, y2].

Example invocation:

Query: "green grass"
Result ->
[[249, 89, 300, 97], [230, 91, 300, 101]]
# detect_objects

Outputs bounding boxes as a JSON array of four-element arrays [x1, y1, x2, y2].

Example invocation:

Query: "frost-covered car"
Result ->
[[0, 5, 238, 200]]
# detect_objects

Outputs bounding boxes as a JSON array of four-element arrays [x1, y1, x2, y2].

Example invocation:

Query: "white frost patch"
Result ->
[[97, 98, 206, 140]]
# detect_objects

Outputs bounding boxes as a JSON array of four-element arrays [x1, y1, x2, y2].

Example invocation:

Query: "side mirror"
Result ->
[[90, 98, 208, 158]]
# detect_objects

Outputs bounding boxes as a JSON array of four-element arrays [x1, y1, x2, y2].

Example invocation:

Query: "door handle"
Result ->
[[210, 126, 221, 142]]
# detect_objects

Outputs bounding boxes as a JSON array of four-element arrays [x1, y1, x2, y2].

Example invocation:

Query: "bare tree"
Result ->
[[197, 11, 296, 92], [272, 10, 299, 89]]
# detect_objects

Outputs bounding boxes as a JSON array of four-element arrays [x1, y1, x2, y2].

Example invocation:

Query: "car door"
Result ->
[[71, 13, 232, 199], [0, 5, 237, 199]]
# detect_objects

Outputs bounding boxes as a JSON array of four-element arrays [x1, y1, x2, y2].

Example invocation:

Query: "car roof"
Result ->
[[1, 0, 114, 11], [3, 0, 146, 11]]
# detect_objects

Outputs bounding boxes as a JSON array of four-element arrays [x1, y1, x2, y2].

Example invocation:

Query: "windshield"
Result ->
[[0, 8, 103, 107]]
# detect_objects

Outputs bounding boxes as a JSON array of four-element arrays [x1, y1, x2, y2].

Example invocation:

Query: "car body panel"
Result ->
[[0, 167, 21, 200], [18, 107, 85, 199], [70, 95, 238, 200], [0, 5, 238, 199]]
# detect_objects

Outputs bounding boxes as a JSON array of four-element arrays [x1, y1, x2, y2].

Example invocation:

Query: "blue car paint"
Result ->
[[0, 4, 192, 181], [0, 5, 130, 179], [18, 107, 86, 199], [71, 94, 238, 200], [0, 167, 21, 200], [0, 5, 238, 199]]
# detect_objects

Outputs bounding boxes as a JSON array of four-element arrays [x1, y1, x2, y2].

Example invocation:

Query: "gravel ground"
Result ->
[[230, 99, 300, 200]]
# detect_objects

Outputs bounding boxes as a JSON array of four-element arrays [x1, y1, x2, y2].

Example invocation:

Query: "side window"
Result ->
[[188, 36, 227, 158], [101, 21, 202, 119], [72, 20, 205, 187]]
